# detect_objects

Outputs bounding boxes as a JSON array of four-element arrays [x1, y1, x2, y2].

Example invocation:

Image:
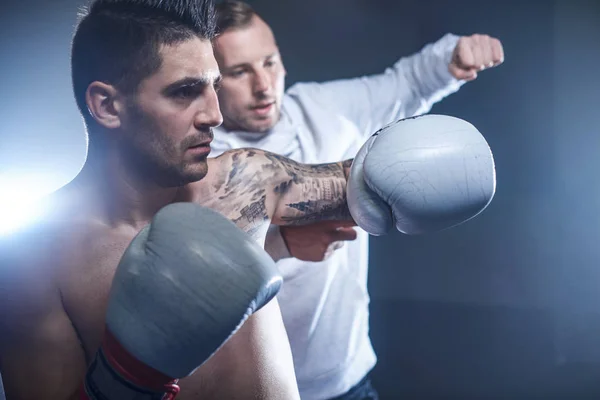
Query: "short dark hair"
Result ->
[[71, 0, 216, 130], [215, 0, 256, 34]]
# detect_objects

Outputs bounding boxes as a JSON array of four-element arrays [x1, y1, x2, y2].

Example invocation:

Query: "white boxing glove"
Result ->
[[347, 114, 496, 235]]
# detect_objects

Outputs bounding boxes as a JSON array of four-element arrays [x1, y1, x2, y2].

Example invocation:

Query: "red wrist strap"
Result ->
[[102, 329, 179, 393], [79, 328, 179, 400], [79, 329, 181, 400]]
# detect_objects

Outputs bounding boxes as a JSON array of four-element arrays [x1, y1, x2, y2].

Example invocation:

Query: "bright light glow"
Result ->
[[0, 168, 80, 237], [0, 174, 56, 236], [0, 194, 47, 236]]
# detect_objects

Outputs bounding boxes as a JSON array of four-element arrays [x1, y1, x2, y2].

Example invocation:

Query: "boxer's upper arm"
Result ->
[[186, 298, 300, 399], [0, 248, 86, 400]]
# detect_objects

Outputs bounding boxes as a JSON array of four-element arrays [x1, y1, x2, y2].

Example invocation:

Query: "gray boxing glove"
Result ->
[[347, 114, 496, 235], [81, 203, 282, 400]]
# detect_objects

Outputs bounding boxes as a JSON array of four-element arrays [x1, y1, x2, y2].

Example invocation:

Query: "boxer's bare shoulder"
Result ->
[[0, 183, 146, 399], [0, 186, 95, 399]]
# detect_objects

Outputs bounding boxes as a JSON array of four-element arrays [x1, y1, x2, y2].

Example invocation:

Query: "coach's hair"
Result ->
[[215, 0, 256, 34], [71, 0, 216, 131]]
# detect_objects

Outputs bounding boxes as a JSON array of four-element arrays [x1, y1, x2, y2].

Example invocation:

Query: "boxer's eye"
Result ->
[[173, 85, 202, 99]]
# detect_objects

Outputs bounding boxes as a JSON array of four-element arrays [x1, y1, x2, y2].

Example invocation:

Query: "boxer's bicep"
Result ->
[[205, 149, 275, 238], [0, 262, 85, 400]]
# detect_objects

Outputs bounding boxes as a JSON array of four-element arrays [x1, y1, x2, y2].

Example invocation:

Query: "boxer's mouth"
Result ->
[[187, 140, 212, 156], [189, 138, 212, 147]]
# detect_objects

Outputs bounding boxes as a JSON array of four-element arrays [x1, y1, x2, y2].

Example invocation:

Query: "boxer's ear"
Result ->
[[85, 81, 123, 129]]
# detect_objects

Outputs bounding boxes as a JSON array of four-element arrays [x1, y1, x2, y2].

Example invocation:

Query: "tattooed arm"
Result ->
[[263, 153, 354, 226], [202, 149, 354, 231]]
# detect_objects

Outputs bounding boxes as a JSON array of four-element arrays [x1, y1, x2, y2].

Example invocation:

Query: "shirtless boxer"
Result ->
[[0, 0, 495, 399]]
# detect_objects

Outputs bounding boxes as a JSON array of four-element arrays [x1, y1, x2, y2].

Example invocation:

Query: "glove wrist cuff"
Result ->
[[81, 329, 180, 400]]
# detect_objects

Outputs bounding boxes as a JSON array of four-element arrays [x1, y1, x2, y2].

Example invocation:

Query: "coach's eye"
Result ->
[[230, 69, 246, 78]]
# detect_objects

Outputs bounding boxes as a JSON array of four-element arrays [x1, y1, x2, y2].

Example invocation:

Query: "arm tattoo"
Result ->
[[264, 153, 355, 225], [202, 150, 355, 238], [201, 150, 270, 240], [232, 194, 268, 238]]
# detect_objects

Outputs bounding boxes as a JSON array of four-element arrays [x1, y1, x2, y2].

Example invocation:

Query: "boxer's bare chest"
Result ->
[[57, 222, 138, 360]]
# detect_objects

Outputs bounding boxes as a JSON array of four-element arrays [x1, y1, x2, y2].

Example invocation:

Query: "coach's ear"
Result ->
[[86, 81, 124, 129]]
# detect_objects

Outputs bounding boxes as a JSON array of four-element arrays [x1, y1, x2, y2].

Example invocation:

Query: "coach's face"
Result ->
[[214, 15, 286, 134]]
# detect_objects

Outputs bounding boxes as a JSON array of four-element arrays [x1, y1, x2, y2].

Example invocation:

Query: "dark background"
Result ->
[[2, 0, 600, 398]]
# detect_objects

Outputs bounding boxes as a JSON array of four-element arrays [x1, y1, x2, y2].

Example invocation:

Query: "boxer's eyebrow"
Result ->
[[162, 75, 223, 94]]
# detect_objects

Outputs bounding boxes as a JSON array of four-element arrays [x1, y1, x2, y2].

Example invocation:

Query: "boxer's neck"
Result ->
[[80, 144, 181, 227]]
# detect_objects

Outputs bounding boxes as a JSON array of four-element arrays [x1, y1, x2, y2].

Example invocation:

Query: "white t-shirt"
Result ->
[[211, 33, 465, 400]]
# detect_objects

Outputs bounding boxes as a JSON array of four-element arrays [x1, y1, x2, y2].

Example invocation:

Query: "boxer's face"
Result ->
[[120, 37, 223, 186], [214, 15, 286, 133]]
